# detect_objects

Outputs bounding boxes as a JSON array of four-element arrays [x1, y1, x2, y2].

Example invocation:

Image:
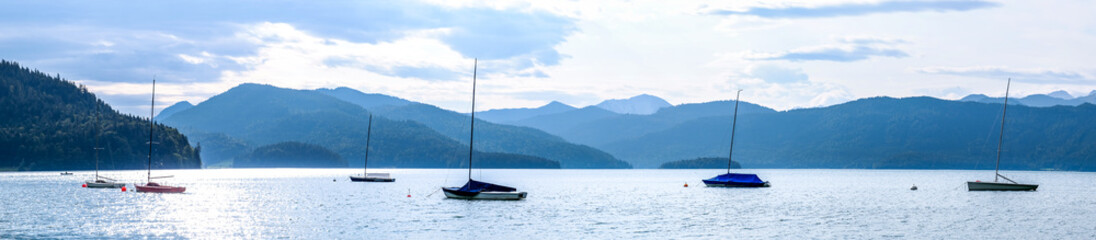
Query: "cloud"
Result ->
[[917, 66, 1092, 83], [0, 1, 575, 84], [723, 64, 853, 109], [744, 65, 809, 83], [747, 37, 909, 62], [708, 0, 1000, 19]]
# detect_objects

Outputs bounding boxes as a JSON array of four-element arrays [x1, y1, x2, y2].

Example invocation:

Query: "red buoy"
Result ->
[[121, 186, 127, 192], [81, 184, 87, 188], [684, 182, 689, 188]]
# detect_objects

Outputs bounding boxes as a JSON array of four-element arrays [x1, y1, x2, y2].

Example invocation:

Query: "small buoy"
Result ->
[[683, 182, 689, 188], [910, 185, 918, 191], [81, 184, 87, 188], [333, 178, 336, 182], [121, 186, 127, 192]]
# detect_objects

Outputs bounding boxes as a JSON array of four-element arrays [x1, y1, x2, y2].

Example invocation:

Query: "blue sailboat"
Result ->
[[702, 90, 770, 188], [442, 59, 527, 200]]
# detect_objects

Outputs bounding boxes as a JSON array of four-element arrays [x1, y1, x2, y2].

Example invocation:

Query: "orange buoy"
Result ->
[[684, 182, 689, 188], [121, 186, 127, 192], [82, 184, 87, 188]]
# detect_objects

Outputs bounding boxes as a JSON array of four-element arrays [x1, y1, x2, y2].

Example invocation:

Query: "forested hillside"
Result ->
[[0, 60, 201, 171]]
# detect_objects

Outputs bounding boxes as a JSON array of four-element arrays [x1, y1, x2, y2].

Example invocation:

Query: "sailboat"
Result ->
[[134, 78, 186, 193], [85, 104, 125, 188], [442, 59, 527, 200], [350, 114, 394, 182], [967, 79, 1038, 191], [702, 90, 770, 188]]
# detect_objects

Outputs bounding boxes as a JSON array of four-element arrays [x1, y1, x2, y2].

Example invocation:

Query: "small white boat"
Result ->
[[84, 104, 124, 188], [86, 179, 126, 188], [350, 173, 394, 182]]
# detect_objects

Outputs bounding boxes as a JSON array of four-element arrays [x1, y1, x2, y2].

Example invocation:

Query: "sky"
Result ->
[[2, 0, 1095, 115]]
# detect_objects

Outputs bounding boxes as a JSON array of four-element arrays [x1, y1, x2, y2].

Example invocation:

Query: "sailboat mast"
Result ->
[[727, 90, 742, 174], [467, 59, 477, 181], [364, 114, 372, 176], [147, 78, 155, 183], [994, 78, 1011, 182], [94, 103, 101, 180]]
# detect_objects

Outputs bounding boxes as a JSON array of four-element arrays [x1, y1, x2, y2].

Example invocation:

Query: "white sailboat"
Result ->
[[441, 59, 527, 200], [350, 114, 394, 182], [967, 79, 1038, 191], [85, 104, 125, 188]]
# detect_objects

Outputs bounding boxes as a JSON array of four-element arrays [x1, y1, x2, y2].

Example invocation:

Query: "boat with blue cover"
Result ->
[[702, 90, 770, 188], [442, 59, 527, 200], [703, 173, 770, 187]]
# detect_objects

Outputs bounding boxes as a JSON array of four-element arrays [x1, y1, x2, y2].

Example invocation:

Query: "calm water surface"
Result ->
[[2, 169, 1095, 239]]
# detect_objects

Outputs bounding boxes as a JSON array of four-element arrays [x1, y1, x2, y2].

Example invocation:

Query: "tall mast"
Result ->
[[727, 90, 742, 174], [363, 114, 373, 176], [94, 102, 102, 180], [467, 59, 477, 181], [147, 78, 155, 183], [994, 78, 1011, 182]]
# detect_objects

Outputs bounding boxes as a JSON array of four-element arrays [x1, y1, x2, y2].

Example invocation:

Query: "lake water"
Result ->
[[2, 169, 1095, 239]]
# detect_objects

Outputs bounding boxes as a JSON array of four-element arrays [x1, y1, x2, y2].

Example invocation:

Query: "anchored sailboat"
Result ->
[[442, 59, 527, 200], [85, 104, 125, 188], [967, 79, 1038, 191], [350, 114, 394, 182], [702, 90, 770, 188], [134, 78, 186, 193]]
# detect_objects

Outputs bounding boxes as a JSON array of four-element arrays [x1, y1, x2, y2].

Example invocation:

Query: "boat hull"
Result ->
[[349, 176, 395, 182], [135, 183, 186, 193], [442, 188, 527, 200], [85, 180, 126, 188], [967, 181, 1038, 191], [703, 180, 771, 188]]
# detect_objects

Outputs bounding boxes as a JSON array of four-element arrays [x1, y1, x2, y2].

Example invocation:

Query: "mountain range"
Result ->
[[160, 84, 628, 169], [960, 90, 1096, 107]]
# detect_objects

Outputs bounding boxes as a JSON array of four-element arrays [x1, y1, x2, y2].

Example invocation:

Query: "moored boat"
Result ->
[[349, 114, 394, 183], [135, 78, 185, 193], [443, 180, 527, 200], [703, 173, 770, 188], [966, 79, 1038, 191], [702, 90, 770, 188], [350, 173, 395, 182], [442, 59, 526, 200], [134, 182, 185, 193]]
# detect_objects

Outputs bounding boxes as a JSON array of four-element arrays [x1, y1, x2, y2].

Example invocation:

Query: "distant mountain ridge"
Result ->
[[960, 90, 1096, 107], [506, 99, 776, 147], [477, 101, 576, 123], [594, 94, 671, 115], [604, 96, 1096, 170], [155, 101, 193, 121]]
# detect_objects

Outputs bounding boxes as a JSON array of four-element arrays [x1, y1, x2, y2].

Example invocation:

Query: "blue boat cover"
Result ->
[[456, 179, 517, 193], [705, 173, 765, 184]]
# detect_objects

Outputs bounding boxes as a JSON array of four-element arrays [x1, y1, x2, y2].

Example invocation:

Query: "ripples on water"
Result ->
[[2, 169, 1095, 239]]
